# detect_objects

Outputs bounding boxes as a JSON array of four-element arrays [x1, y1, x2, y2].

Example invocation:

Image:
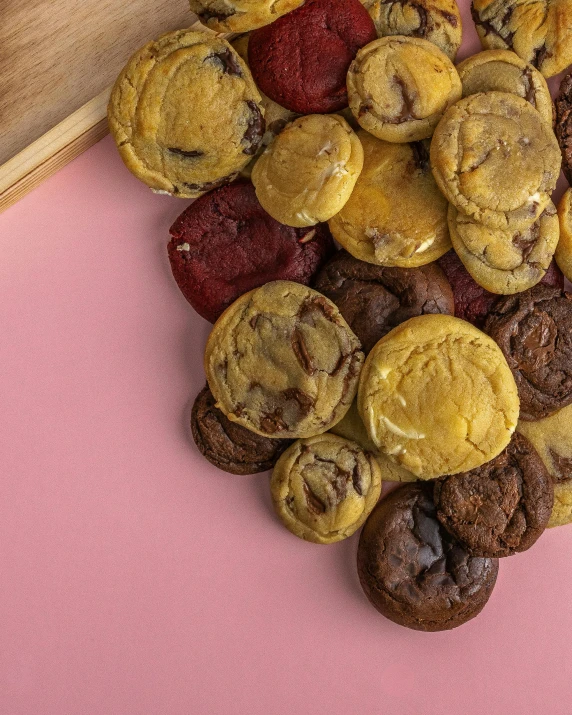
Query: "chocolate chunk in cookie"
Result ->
[[555, 72, 572, 186], [190, 0, 304, 33], [357, 482, 499, 631]]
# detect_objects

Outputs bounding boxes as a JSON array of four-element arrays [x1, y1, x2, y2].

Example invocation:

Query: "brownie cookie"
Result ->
[[248, 0, 377, 114], [518, 404, 572, 527], [557, 189, 572, 282], [471, 0, 572, 78], [347, 37, 462, 142], [485, 286, 572, 421], [313, 250, 454, 353], [270, 434, 382, 543], [448, 201, 560, 295], [168, 182, 334, 323], [190, 0, 304, 33], [361, 0, 462, 60], [556, 73, 572, 185], [434, 433, 553, 558], [191, 385, 292, 474], [358, 314, 520, 479], [457, 50, 554, 127], [329, 133, 451, 267], [431, 92, 561, 231], [357, 483, 499, 631], [108, 30, 265, 198], [251, 115, 364, 227], [204, 281, 364, 439]]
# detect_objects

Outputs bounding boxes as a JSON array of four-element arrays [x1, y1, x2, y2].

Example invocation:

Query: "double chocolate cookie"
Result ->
[[555, 72, 572, 186], [557, 189, 572, 282], [434, 433, 553, 558], [357, 483, 499, 631], [485, 286, 572, 421]]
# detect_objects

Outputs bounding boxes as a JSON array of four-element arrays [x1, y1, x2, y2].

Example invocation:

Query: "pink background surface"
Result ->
[[1, 4, 572, 714]]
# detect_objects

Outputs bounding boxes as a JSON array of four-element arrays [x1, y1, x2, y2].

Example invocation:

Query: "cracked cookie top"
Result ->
[[204, 281, 365, 439], [190, 0, 304, 33], [358, 314, 520, 478], [270, 433, 382, 543], [556, 74, 572, 187], [347, 36, 462, 142], [108, 30, 265, 198]]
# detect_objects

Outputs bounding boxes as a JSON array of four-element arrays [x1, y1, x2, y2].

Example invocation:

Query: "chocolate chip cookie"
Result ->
[[361, 0, 462, 60], [329, 133, 451, 267], [251, 115, 364, 227], [313, 250, 454, 353], [557, 189, 572, 282], [190, 0, 304, 33], [457, 50, 554, 127], [448, 201, 560, 295], [108, 30, 265, 198], [204, 281, 364, 439], [191, 385, 292, 474], [431, 92, 561, 232], [347, 37, 462, 142], [555, 72, 572, 186], [358, 314, 520, 479], [271, 433, 382, 543], [434, 433, 553, 558], [357, 483, 499, 631], [485, 286, 572, 421], [471, 0, 572, 78]]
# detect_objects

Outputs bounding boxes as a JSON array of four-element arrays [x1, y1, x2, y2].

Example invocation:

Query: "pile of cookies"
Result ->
[[107, 0, 572, 631]]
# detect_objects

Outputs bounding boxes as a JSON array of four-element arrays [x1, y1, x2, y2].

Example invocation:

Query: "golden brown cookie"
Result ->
[[329, 133, 451, 267], [190, 0, 304, 33], [251, 115, 364, 227], [270, 434, 382, 543], [431, 92, 561, 231], [108, 30, 265, 198], [457, 50, 554, 127], [347, 36, 462, 142], [204, 281, 364, 439], [448, 201, 560, 294], [358, 314, 520, 479], [556, 189, 572, 283]]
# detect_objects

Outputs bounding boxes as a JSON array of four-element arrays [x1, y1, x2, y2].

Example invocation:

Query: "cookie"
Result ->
[[432, 92, 561, 232], [168, 182, 334, 323], [251, 115, 364, 228], [358, 314, 520, 479], [485, 286, 572, 421], [457, 50, 554, 127], [313, 250, 454, 353], [361, 0, 462, 60], [518, 404, 572, 528], [204, 281, 365, 439], [329, 133, 451, 267], [190, 0, 304, 33], [434, 433, 553, 558], [557, 189, 572, 282], [191, 385, 292, 474], [270, 434, 382, 543], [448, 201, 560, 295], [438, 249, 565, 328], [108, 30, 265, 198], [357, 483, 499, 631], [471, 0, 572, 78], [347, 37, 462, 142], [556, 73, 572, 186], [248, 0, 377, 114]]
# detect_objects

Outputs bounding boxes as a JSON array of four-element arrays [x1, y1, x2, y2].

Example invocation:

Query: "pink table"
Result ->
[[1, 6, 572, 714]]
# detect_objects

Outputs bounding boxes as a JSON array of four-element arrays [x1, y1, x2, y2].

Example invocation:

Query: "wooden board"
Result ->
[[0, 0, 201, 214]]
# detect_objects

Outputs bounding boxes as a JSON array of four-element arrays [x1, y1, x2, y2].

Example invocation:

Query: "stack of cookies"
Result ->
[[107, 0, 572, 632]]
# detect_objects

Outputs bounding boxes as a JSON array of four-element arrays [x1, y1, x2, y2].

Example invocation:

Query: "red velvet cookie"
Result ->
[[168, 182, 335, 323], [247, 0, 377, 114]]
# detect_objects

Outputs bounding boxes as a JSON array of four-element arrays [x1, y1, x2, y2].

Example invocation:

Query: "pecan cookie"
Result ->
[[270, 433, 382, 543], [434, 433, 553, 558], [471, 0, 572, 78], [557, 189, 572, 282], [329, 133, 451, 267], [431, 92, 561, 231], [108, 30, 265, 198], [347, 36, 462, 142], [204, 281, 364, 439], [448, 201, 560, 294], [190, 0, 304, 33], [555, 72, 572, 186], [361, 0, 462, 60], [358, 314, 520, 479]]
